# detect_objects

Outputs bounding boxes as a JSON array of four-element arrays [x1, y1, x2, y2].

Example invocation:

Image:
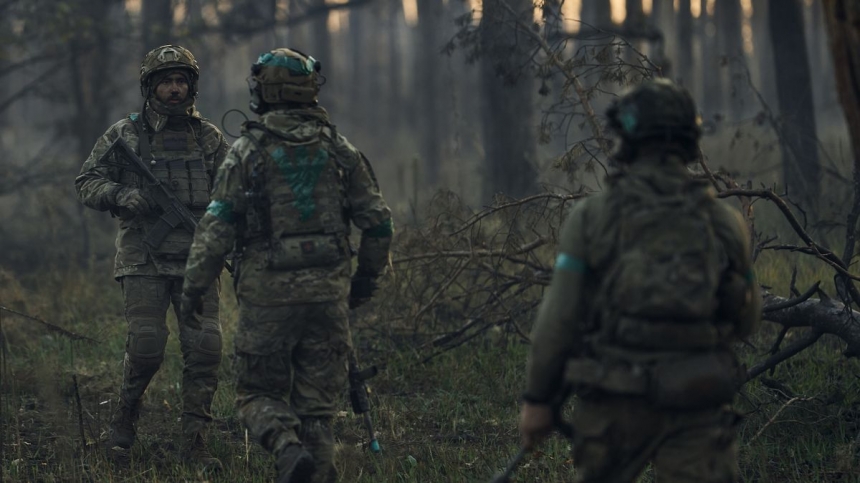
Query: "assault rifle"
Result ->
[[348, 351, 381, 453], [98, 137, 200, 250]]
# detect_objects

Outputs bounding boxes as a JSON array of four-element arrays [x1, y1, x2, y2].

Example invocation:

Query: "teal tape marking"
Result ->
[[206, 200, 235, 223], [555, 253, 587, 274]]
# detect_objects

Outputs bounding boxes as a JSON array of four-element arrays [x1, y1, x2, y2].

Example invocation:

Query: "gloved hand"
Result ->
[[518, 402, 555, 450], [115, 187, 156, 216], [179, 292, 204, 329], [349, 272, 379, 309]]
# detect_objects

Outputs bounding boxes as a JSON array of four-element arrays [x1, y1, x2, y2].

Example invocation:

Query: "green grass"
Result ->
[[2, 216, 860, 482]]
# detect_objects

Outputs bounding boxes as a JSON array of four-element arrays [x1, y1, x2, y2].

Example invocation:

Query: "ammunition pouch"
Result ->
[[267, 233, 347, 270], [647, 351, 738, 409], [565, 351, 739, 409]]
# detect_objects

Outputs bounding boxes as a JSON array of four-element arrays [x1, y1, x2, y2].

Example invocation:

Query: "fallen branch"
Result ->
[[0, 305, 97, 343]]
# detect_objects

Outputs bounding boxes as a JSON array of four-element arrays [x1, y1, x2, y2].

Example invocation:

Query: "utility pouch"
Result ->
[[267, 234, 345, 270], [647, 351, 737, 409]]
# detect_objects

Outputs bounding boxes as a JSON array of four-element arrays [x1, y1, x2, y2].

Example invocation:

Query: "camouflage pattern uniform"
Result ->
[[522, 80, 761, 483], [182, 48, 392, 483], [75, 45, 228, 467]]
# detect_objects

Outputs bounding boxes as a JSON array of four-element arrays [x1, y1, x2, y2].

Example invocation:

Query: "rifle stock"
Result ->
[[348, 350, 381, 453]]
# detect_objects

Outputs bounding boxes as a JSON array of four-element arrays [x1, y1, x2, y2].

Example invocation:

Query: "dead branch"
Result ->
[[747, 395, 817, 443], [0, 305, 97, 343], [762, 282, 821, 313], [392, 238, 548, 264], [452, 192, 588, 236]]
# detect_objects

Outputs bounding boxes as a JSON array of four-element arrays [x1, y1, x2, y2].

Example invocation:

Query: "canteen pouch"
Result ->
[[267, 234, 345, 270], [648, 351, 738, 409]]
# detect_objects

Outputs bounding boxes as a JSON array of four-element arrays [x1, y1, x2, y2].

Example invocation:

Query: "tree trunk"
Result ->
[[479, 0, 538, 201], [719, 0, 745, 120], [752, 0, 777, 108], [141, 0, 173, 53], [822, 0, 860, 259], [700, 0, 723, 120], [676, 0, 694, 89], [417, 0, 444, 186], [387, 0, 403, 131], [581, 0, 612, 28], [309, 0, 334, 116], [769, 0, 821, 213]]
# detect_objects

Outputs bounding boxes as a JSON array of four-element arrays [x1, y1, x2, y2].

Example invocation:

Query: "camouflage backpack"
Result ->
[[595, 175, 724, 350]]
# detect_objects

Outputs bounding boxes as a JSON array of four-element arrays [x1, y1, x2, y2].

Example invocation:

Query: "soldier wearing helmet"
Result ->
[[517, 79, 761, 482], [75, 45, 229, 472], [181, 48, 393, 483]]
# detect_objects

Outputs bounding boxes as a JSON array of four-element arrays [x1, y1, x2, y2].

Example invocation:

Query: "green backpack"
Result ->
[[595, 175, 724, 349]]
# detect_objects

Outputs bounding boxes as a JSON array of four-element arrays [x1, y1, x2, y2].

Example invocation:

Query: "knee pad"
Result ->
[[126, 322, 167, 365], [190, 323, 223, 365]]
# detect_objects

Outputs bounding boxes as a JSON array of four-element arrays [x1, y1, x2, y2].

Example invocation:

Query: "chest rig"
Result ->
[[120, 114, 212, 258], [240, 121, 350, 270]]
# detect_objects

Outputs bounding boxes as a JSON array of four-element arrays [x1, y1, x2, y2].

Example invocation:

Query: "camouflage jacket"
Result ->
[[524, 155, 762, 402], [183, 106, 393, 306], [75, 103, 229, 279]]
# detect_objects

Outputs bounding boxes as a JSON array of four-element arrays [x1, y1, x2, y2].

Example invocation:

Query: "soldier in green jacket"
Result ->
[[181, 48, 393, 483], [518, 79, 761, 482], [75, 45, 229, 471]]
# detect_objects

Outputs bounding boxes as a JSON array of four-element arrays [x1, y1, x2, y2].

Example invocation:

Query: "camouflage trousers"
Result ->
[[569, 396, 740, 483], [118, 275, 222, 437], [234, 298, 351, 483]]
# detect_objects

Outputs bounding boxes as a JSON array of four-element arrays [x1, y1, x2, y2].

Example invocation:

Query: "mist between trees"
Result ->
[[0, 0, 847, 271]]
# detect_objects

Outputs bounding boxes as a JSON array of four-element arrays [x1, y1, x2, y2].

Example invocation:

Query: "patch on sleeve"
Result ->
[[555, 253, 587, 274], [206, 200, 235, 223], [364, 219, 394, 238]]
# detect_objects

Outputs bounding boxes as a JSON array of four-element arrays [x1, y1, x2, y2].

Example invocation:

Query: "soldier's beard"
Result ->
[[149, 95, 195, 117]]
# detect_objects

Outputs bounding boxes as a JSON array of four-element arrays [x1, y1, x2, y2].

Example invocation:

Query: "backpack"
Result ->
[[594, 175, 724, 349]]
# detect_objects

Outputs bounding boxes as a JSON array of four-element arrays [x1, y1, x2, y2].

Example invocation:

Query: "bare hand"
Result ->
[[519, 402, 555, 451]]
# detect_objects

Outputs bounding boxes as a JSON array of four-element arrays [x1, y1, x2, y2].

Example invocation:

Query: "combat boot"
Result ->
[[276, 444, 316, 483], [107, 401, 140, 449], [181, 432, 224, 473]]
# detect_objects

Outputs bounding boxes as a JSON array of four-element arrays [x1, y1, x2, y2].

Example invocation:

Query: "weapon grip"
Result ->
[[143, 210, 183, 249]]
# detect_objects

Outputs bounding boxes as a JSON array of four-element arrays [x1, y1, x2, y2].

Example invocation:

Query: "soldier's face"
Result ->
[[155, 73, 189, 105]]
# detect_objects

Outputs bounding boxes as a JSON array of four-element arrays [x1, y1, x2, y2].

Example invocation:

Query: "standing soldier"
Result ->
[[518, 79, 761, 482], [75, 45, 228, 471], [181, 48, 393, 483]]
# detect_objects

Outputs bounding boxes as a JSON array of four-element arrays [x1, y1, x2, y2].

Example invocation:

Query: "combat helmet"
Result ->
[[248, 48, 322, 114], [605, 78, 702, 161], [139, 45, 200, 98]]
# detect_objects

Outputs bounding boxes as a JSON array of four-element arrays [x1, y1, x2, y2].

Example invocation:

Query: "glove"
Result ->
[[179, 292, 204, 329], [115, 187, 156, 216], [349, 273, 379, 309]]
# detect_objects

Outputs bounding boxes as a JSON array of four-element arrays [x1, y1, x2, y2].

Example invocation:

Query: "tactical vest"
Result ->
[[120, 114, 211, 258], [242, 122, 350, 270]]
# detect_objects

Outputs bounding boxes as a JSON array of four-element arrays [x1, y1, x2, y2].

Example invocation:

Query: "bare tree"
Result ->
[[700, 0, 724, 119], [675, 0, 694, 89], [719, 0, 746, 120], [417, 0, 445, 186], [142, 0, 172, 53], [769, 0, 821, 214], [479, 0, 539, 200]]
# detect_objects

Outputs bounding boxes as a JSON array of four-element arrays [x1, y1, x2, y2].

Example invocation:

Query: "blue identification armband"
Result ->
[[555, 252, 587, 274], [206, 200, 235, 223]]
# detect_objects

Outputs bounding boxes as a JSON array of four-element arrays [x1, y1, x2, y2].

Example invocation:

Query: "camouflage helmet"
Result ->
[[139, 45, 200, 98], [606, 78, 701, 146], [248, 48, 322, 114]]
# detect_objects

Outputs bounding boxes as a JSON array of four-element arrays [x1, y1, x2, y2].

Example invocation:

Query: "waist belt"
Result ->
[[564, 358, 649, 395], [614, 317, 732, 351]]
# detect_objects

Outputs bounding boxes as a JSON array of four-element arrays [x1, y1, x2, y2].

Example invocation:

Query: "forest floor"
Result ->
[[1, 217, 860, 482]]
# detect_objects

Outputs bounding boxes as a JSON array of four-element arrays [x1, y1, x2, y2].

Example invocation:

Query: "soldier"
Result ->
[[75, 45, 228, 471], [518, 79, 761, 482], [181, 48, 393, 483]]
